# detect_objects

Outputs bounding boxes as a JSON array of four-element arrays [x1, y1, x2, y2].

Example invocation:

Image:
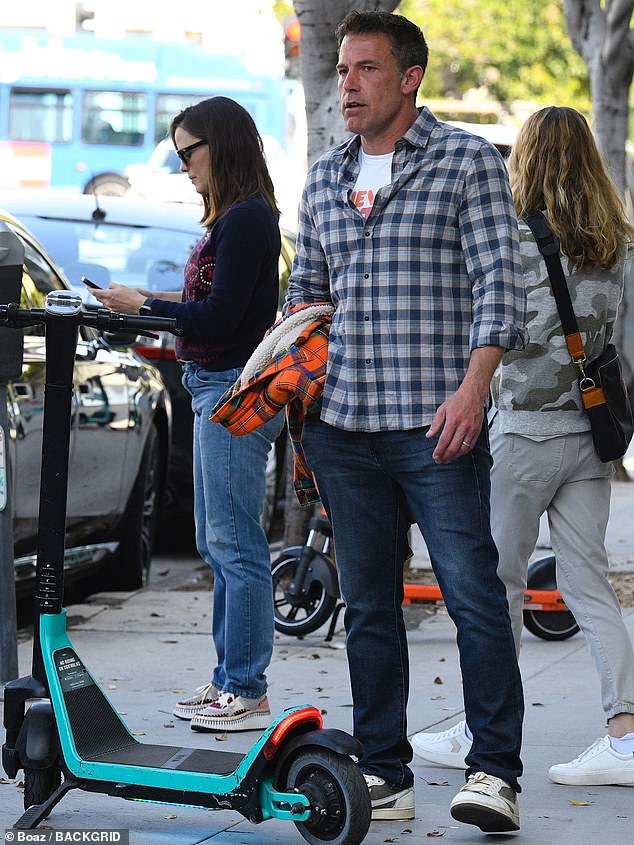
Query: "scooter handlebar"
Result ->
[[86, 308, 178, 335], [0, 302, 178, 335]]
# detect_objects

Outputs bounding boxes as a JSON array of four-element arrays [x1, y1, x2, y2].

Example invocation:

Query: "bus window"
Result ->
[[9, 88, 72, 143], [82, 91, 146, 146], [155, 93, 205, 144]]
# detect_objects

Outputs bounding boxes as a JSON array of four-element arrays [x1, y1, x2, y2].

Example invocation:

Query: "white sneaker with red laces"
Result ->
[[173, 683, 220, 720], [190, 691, 271, 732]]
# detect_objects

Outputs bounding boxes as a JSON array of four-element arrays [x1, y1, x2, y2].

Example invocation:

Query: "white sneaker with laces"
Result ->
[[411, 720, 470, 769], [190, 691, 271, 732], [548, 735, 634, 785], [363, 774, 415, 820], [450, 772, 519, 832], [173, 683, 220, 720]]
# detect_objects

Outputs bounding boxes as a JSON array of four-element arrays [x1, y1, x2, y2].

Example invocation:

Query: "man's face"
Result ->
[[337, 32, 410, 149]]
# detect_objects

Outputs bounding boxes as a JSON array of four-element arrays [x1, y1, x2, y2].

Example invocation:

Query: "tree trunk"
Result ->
[[294, 0, 400, 163], [564, 0, 634, 194], [591, 63, 630, 197]]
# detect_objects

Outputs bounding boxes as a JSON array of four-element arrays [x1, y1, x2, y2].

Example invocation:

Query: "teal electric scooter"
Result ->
[[1, 291, 371, 845]]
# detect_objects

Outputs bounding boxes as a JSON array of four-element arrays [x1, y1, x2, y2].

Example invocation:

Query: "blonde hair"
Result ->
[[508, 106, 634, 269]]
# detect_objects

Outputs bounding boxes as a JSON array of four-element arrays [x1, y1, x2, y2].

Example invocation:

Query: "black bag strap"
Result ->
[[523, 211, 587, 365]]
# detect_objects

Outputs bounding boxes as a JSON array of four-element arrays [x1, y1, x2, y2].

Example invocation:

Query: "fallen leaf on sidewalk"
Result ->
[[422, 777, 449, 786], [434, 676, 443, 685], [568, 799, 593, 806], [215, 732, 228, 742], [426, 831, 445, 837]]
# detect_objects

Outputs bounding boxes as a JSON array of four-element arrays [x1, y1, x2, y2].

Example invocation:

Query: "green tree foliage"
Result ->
[[399, 0, 590, 111]]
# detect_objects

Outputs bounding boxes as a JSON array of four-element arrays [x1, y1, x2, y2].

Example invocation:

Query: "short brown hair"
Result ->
[[336, 10, 428, 78]]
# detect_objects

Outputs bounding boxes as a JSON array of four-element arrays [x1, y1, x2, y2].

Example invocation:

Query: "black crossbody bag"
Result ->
[[524, 211, 633, 462]]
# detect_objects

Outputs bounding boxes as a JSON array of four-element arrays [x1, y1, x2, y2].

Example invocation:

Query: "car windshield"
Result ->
[[16, 214, 198, 294]]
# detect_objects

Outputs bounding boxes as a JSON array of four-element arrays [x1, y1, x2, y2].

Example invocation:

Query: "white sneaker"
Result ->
[[450, 772, 519, 832], [548, 735, 634, 785], [190, 691, 271, 732], [363, 774, 415, 820], [411, 720, 469, 769], [173, 683, 220, 720]]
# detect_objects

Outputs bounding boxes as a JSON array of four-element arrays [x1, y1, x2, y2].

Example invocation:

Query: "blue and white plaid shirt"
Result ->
[[286, 107, 528, 431]]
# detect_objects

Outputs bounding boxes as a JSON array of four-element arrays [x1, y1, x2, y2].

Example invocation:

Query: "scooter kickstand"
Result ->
[[13, 776, 79, 830]]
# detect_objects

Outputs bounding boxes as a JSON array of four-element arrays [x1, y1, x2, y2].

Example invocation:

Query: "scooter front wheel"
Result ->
[[286, 748, 371, 845], [23, 764, 62, 814], [272, 555, 337, 636], [523, 554, 580, 641]]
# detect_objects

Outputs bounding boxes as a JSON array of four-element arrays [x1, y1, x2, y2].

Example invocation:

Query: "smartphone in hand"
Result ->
[[81, 276, 103, 290]]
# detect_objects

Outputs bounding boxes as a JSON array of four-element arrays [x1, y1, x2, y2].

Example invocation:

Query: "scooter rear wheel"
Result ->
[[286, 748, 371, 845], [23, 764, 62, 814], [523, 554, 580, 641], [272, 555, 337, 636]]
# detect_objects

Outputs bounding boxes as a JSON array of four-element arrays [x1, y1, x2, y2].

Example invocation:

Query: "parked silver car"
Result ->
[[1, 193, 295, 546], [1, 206, 173, 595]]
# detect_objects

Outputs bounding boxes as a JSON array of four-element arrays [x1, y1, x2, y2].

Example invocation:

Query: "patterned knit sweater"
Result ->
[[492, 219, 627, 435], [146, 197, 281, 371]]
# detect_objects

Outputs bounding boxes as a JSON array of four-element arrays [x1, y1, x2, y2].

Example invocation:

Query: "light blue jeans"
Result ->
[[182, 363, 284, 700]]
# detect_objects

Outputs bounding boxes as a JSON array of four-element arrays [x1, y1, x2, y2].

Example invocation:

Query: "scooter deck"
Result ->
[[55, 646, 244, 773]]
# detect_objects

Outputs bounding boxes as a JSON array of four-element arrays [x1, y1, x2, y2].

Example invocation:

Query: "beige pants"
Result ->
[[490, 419, 634, 720]]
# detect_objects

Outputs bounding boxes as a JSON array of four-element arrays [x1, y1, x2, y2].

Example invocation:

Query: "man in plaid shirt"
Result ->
[[286, 10, 527, 833]]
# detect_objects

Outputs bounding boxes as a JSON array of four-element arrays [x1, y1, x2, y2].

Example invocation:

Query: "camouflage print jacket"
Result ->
[[492, 219, 628, 435]]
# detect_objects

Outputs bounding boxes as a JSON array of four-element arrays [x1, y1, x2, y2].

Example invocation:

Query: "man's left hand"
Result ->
[[426, 384, 485, 464], [426, 345, 504, 464]]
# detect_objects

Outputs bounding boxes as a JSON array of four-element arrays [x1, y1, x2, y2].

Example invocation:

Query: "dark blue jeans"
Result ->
[[302, 418, 523, 791]]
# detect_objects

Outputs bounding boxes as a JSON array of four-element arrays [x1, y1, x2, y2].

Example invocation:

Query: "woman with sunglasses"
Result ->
[[93, 96, 284, 732]]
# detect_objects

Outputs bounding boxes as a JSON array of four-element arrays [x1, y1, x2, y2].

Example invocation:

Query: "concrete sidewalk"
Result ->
[[1, 483, 633, 843]]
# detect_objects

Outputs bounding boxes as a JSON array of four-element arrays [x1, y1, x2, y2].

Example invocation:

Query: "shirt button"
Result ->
[[364, 231, 371, 237], [364, 273, 369, 279], [364, 315, 369, 321], [365, 358, 372, 364]]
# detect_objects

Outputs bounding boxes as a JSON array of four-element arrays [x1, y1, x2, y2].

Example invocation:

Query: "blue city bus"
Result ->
[[0, 28, 290, 194]]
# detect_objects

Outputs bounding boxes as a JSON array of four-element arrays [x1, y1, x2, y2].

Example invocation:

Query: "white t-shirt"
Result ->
[[350, 148, 393, 219]]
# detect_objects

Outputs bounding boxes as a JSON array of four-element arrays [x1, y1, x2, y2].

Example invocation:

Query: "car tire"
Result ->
[[82, 173, 130, 197], [105, 426, 161, 590]]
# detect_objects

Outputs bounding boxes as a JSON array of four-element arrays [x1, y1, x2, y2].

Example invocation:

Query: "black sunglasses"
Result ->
[[175, 139, 207, 164]]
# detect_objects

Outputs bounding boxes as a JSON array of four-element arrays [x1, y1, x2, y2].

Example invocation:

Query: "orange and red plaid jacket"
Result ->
[[210, 306, 333, 506]]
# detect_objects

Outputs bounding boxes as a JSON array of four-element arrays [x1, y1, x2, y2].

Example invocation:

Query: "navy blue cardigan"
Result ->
[[147, 196, 281, 371]]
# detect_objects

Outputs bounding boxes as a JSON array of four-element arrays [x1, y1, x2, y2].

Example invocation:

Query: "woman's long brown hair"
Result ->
[[170, 96, 279, 229], [509, 106, 634, 269]]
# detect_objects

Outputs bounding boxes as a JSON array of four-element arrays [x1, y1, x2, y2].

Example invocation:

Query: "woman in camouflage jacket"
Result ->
[[493, 107, 634, 786]]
